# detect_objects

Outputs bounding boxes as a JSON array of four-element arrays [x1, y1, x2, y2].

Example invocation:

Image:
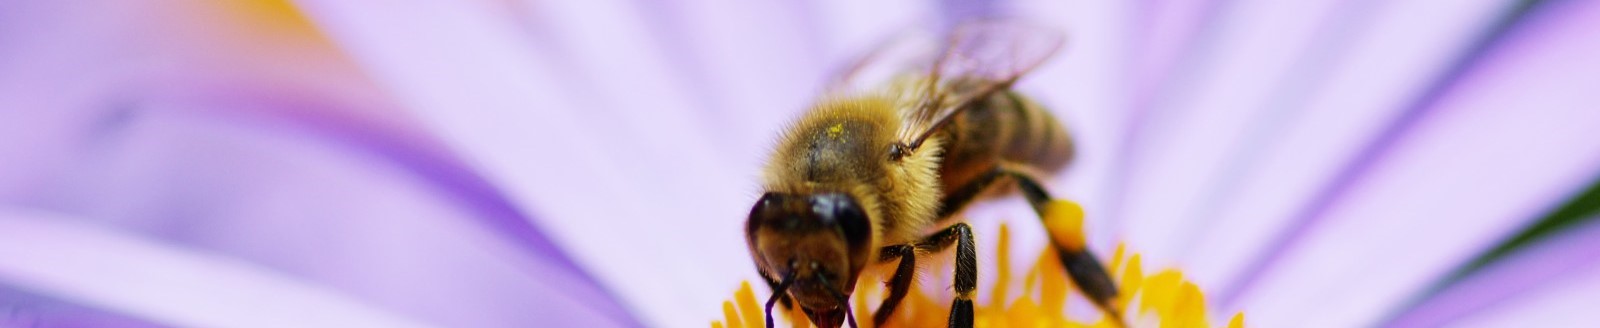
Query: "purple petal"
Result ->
[[1000, 0, 1135, 249], [0, 285, 164, 328], [1448, 258, 1600, 327], [1386, 217, 1600, 327], [1115, 0, 1372, 266], [1126, 0, 1231, 106], [1225, 0, 1600, 325], [810, 0, 932, 60], [1167, 0, 1513, 295], [289, 1, 767, 324], [1, 1, 632, 326], [0, 207, 430, 328], [632, 0, 828, 165]]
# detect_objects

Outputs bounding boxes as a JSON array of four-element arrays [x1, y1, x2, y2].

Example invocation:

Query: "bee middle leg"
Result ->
[[938, 164, 1123, 323], [874, 223, 977, 328]]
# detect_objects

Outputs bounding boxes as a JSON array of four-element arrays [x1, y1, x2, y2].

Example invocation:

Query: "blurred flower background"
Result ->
[[2, 0, 1598, 327]]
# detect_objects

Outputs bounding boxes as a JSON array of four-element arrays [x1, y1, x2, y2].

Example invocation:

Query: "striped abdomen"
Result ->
[[933, 90, 1073, 197]]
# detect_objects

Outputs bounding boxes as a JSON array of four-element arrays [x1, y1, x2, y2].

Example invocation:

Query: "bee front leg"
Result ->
[[873, 244, 916, 326], [915, 223, 976, 328]]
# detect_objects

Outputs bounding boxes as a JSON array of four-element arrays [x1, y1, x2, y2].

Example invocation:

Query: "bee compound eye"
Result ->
[[818, 195, 871, 247], [749, 193, 786, 234], [808, 194, 838, 224]]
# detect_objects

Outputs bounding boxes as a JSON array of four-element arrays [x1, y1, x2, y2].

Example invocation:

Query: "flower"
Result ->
[[715, 206, 1251, 327], [3, 0, 1600, 327]]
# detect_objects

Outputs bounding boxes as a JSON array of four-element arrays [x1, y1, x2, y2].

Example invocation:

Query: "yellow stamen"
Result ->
[[1039, 248, 1068, 314], [1118, 254, 1144, 311], [1002, 296, 1039, 327], [735, 282, 762, 328], [722, 300, 742, 328], [1139, 270, 1183, 317], [1168, 282, 1207, 328], [990, 224, 1013, 310], [715, 205, 1247, 328], [1110, 243, 1127, 279], [1023, 257, 1041, 301]]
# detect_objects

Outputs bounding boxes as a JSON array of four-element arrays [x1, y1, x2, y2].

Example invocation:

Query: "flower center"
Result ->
[[717, 217, 1247, 328]]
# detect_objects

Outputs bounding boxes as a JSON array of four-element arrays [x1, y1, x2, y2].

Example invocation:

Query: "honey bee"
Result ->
[[744, 21, 1120, 328]]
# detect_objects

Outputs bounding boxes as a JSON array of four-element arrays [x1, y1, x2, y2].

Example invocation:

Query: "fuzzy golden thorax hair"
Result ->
[[760, 94, 945, 256]]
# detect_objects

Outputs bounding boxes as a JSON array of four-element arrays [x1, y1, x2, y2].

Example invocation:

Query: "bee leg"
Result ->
[[915, 223, 976, 328], [938, 166, 1123, 324], [1006, 168, 1123, 323], [872, 244, 917, 326]]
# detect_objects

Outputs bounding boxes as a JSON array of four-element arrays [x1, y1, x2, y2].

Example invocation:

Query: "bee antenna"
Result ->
[[765, 272, 795, 328]]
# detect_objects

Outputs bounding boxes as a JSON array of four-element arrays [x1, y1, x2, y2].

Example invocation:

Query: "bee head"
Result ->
[[746, 192, 872, 325]]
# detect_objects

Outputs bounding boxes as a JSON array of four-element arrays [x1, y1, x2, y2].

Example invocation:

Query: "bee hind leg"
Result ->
[[938, 164, 1124, 325], [1006, 167, 1124, 325]]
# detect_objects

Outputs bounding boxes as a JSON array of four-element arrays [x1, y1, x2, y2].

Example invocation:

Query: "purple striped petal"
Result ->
[[1450, 260, 1600, 327], [1226, 0, 1600, 325], [1167, 0, 1513, 295], [0, 285, 164, 328], [1387, 217, 1600, 327], [0, 207, 430, 328], [1116, 0, 1369, 267], [289, 1, 766, 324], [1003, 0, 1134, 249], [1, 1, 633, 326], [14, 0, 1598, 326]]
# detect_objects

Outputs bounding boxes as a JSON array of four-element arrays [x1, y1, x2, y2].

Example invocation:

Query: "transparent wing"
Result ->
[[822, 27, 942, 96], [897, 20, 1066, 151], [934, 20, 1065, 83]]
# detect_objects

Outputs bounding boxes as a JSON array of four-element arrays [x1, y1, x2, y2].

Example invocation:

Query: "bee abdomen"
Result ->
[[996, 91, 1072, 173], [935, 90, 1073, 196]]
